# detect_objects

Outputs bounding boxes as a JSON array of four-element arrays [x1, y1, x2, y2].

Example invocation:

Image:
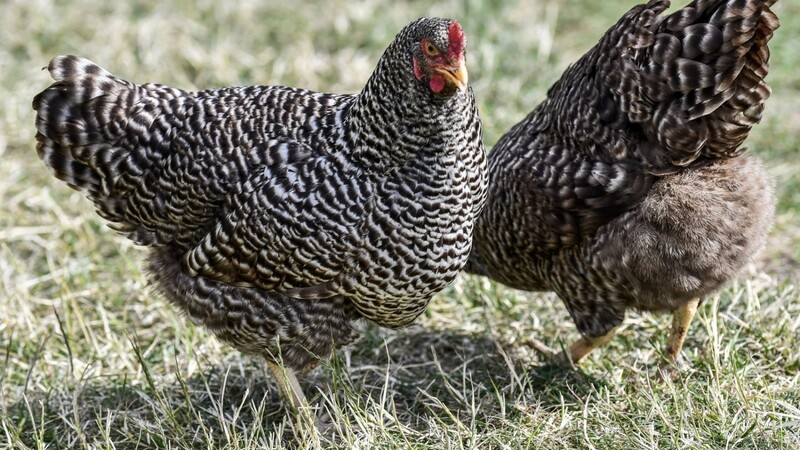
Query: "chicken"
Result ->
[[467, 0, 778, 372], [33, 17, 487, 414]]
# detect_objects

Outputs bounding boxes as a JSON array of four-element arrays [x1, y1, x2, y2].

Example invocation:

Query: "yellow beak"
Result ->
[[434, 59, 468, 91]]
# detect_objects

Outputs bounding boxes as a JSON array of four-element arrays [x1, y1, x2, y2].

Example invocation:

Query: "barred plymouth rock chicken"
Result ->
[[467, 0, 777, 372], [33, 17, 487, 412]]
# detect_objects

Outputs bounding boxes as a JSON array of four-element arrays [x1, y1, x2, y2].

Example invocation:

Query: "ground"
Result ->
[[1, 0, 799, 448]]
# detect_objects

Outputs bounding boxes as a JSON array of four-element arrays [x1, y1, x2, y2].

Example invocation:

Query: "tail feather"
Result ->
[[546, 0, 779, 169], [634, 0, 780, 166], [33, 55, 187, 242], [34, 58, 132, 148], [34, 56, 138, 196]]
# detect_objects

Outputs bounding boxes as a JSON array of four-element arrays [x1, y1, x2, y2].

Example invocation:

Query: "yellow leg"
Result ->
[[527, 327, 618, 366], [568, 329, 617, 365], [266, 361, 307, 412], [660, 298, 700, 377], [266, 361, 331, 434]]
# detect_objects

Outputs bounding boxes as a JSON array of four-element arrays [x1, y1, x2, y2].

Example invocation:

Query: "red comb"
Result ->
[[448, 21, 465, 57]]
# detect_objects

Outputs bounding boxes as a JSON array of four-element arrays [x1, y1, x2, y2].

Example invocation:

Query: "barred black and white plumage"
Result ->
[[467, 0, 778, 369], [33, 17, 487, 407]]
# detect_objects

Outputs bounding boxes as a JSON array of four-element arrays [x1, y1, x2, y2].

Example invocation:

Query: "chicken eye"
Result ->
[[422, 41, 439, 57]]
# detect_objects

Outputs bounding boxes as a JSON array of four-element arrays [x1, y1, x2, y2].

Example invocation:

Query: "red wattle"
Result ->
[[430, 76, 445, 93]]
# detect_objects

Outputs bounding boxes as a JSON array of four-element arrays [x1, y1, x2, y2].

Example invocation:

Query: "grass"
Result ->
[[1, 0, 799, 448]]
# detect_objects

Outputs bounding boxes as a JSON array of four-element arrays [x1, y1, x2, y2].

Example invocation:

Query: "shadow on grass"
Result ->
[[4, 363, 288, 448], [321, 326, 610, 431], [4, 327, 607, 448]]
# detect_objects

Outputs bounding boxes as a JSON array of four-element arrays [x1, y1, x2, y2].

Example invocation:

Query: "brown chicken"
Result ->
[[467, 0, 778, 371]]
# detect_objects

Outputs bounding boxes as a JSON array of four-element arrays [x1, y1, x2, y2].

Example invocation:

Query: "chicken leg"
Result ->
[[266, 360, 334, 433], [527, 327, 618, 366], [659, 298, 700, 377], [266, 361, 308, 412]]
